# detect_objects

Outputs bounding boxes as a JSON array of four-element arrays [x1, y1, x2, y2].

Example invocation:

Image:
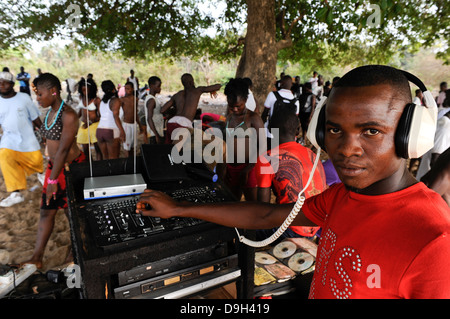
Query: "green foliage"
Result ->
[[1, 44, 237, 94], [275, 0, 449, 66], [3, 0, 216, 59], [1, 0, 449, 67]]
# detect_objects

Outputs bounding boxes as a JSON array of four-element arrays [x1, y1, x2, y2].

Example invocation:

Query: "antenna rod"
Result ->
[[86, 78, 93, 177], [134, 88, 137, 174]]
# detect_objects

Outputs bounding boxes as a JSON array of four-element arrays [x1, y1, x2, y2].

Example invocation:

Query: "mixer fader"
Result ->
[[84, 185, 231, 250]]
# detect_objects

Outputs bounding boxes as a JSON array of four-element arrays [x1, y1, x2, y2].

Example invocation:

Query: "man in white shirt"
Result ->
[[436, 82, 447, 109], [308, 71, 319, 92], [262, 75, 299, 122], [261, 75, 299, 141], [127, 69, 139, 95], [0, 72, 44, 207], [413, 89, 423, 106]]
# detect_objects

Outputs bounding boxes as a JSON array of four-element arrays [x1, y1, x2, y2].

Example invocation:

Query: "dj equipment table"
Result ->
[[66, 157, 255, 299]]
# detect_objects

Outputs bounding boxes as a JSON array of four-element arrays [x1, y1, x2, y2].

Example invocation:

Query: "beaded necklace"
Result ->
[[44, 101, 64, 130]]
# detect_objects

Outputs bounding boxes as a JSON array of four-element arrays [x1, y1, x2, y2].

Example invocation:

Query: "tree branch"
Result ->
[[222, 37, 245, 55], [276, 9, 302, 52], [276, 38, 293, 51]]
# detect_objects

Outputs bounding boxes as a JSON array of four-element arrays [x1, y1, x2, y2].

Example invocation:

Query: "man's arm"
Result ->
[[136, 189, 316, 230], [161, 92, 181, 114], [199, 84, 222, 94], [32, 117, 42, 130], [146, 98, 162, 143], [257, 187, 272, 203]]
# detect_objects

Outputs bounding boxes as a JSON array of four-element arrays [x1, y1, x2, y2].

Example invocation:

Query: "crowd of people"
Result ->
[[0, 64, 449, 299]]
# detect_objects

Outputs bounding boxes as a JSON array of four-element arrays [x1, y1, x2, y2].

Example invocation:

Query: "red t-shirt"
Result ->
[[255, 141, 327, 237], [303, 182, 450, 299]]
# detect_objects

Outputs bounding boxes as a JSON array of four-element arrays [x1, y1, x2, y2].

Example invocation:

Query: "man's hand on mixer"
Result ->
[[136, 189, 179, 219]]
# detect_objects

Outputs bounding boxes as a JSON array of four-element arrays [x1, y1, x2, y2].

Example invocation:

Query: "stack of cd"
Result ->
[[272, 241, 315, 273], [253, 240, 316, 286], [254, 251, 296, 284]]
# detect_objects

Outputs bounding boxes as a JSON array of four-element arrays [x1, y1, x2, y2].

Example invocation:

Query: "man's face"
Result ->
[[152, 81, 161, 94], [125, 84, 134, 96], [0, 80, 14, 96], [325, 85, 405, 193]]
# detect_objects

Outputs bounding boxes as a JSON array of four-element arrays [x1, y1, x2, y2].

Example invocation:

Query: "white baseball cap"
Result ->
[[0, 72, 15, 83]]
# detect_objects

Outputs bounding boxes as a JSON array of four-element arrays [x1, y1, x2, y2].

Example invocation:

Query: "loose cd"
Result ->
[[255, 252, 277, 265], [273, 241, 297, 259], [288, 252, 314, 272]]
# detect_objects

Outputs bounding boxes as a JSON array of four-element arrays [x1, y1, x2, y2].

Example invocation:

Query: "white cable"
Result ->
[[235, 147, 322, 248]]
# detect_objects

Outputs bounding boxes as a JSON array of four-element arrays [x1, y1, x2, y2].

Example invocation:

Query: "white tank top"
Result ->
[[98, 99, 123, 129], [144, 94, 164, 136]]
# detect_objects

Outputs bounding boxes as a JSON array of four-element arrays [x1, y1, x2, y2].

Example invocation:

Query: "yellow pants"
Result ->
[[77, 121, 99, 144], [0, 149, 44, 192]]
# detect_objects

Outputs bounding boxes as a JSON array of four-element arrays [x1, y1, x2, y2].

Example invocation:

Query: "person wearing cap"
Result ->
[[0, 71, 44, 207]]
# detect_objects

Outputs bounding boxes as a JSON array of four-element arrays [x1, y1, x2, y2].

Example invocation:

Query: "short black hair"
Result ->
[[148, 76, 161, 86], [125, 81, 134, 88], [280, 75, 293, 90], [269, 108, 299, 137], [35, 73, 61, 92], [242, 77, 252, 88], [101, 80, 116, 103], [181, 73, 194, 87], [224, 78, 249, 106], [333, 65, 412, 104]]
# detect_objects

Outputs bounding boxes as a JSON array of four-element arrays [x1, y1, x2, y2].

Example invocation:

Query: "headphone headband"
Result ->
[[306, 67, 438, 159], [401, 70, 428, 93]]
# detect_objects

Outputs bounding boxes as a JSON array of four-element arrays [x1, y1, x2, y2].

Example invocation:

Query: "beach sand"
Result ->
[[0, 158, 71, 272]]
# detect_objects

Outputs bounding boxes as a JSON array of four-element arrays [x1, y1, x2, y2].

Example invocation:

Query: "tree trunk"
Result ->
[[236, 0, 277, 112]]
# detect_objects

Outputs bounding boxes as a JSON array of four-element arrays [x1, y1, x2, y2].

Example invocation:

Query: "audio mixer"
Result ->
[[84, 185, 232, 250]]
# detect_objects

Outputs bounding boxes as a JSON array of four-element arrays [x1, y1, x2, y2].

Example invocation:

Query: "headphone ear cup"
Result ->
[[306, 97, 327, 150], [395, 103, 416, 159]]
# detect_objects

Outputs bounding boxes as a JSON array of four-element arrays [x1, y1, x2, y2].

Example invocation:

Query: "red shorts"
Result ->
[[225, 163, 257, 188], [165, 122, 185, 144], [41, 152, 86, 210]]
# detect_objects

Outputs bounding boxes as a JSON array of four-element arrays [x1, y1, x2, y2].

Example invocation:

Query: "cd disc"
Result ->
[[288, 252, 314, 272], [273, 241, 297, 259], [255, 252, 277, 265]]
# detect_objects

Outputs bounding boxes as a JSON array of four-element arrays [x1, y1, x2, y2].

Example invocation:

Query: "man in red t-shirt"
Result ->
[[254, 110, 327, 239], [137, 68, 450, 299]]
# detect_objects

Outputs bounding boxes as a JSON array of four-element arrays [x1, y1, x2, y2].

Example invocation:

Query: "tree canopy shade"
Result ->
[[2, 0, 448, 106], [0, 0, 217, 59]]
